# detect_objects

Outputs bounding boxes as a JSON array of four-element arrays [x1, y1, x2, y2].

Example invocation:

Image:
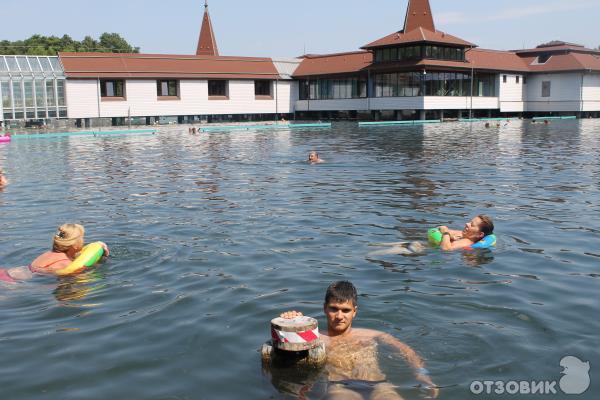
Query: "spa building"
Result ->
[[1, 0, 599, 127]]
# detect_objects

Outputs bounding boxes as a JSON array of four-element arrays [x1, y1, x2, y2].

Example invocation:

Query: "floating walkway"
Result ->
[[200, 123, 331, 132], [459, 117, 522, 122], [532, 116, 577, 120], [359, 120, 441, 127], [11, 129, 156, 140]]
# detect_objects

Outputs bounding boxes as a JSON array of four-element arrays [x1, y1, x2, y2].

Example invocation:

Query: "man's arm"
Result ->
[[376, 332, 439, 398], [439, 226, 470, 251]]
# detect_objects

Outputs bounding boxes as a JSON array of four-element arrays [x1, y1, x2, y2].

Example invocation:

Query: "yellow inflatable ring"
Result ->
[[55, 242, 105, 276]]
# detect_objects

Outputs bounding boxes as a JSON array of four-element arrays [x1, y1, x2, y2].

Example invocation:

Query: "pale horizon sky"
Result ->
[[2, 0, 599, 57]]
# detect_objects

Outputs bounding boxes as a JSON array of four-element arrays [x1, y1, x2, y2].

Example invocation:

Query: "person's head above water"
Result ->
[[323, 281, 358, 336], [53, 223, 85, 254], [308, 151, 323, 163], [325, 280, 358, 307], [462, 215, 494, 241]]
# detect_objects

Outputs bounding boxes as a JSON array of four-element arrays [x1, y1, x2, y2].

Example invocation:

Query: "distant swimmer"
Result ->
[[280, 281, 438, 399], [0, 169, 7, 187], [308, 151, 324, 164], [438, 215, 494, 251], [0, 223, 109, 284]]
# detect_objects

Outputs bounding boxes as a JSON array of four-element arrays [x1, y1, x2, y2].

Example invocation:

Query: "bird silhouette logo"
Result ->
[[559, 356, 591, 394]]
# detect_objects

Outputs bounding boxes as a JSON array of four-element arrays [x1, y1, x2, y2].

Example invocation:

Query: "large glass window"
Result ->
[[157, 80, 178, 97], [13, 81, 23, 108], [473, 74, 496, 97], [254, 80, 272, 97], [298, 77, 367, 100], [100, 80, 125, 98], [56, 80, 66, 106], [299, 80, 309, 100], [375, 45, 466, 63], [35, 80, 45, 108], [46, 81, 56, 106], [1, 81, 11, 109], [376, 72, 423, 97], [375, 71, 496, 97], [208, 80, 228, 97], [24, 80, 34, 108]]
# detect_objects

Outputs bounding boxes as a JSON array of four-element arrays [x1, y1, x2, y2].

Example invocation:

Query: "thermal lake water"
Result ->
[[0, 120, 598, 399]]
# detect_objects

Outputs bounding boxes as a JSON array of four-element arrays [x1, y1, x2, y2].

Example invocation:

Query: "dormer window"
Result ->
[[536, 53, 552, 64]]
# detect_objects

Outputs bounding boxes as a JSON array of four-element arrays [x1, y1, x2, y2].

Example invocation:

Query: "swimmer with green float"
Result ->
[[369, 215, 495, 256], [430, 215, 495, 251], [0, 223, 109, 284]]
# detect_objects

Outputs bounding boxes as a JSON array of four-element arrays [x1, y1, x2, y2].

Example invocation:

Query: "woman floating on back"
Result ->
[[0, 223, 109, 284]]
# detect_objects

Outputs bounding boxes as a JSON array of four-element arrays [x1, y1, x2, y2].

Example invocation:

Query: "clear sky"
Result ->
[[2, 0, 599, 57]]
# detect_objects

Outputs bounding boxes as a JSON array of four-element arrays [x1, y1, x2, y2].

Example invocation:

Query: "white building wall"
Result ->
[[66, 78, 295, 119], [499, 73, 525, 112], [582, 73, 600, 112], [524, 73, 582, 112], [65, 80, 100, 119], [423, 96, 499, 110], [275, 80, 295, 114]]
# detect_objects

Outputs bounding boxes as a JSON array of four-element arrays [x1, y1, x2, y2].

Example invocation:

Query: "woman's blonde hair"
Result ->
[[53, 224, 85, 253]]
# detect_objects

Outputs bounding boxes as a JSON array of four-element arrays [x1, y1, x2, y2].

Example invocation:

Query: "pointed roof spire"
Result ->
[[403, 0, 435, 33], [196, 0, 219, 56]]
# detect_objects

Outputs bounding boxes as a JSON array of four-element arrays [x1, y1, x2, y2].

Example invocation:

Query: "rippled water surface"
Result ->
[[1, 120, 598, 399]]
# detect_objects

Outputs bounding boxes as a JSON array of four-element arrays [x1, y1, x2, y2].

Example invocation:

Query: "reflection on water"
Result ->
[[0, 120, 599, 399]]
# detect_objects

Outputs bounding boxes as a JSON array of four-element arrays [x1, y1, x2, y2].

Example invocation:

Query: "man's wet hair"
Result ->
[[324, 281, 358, 307], [477, 215, 494, 236]]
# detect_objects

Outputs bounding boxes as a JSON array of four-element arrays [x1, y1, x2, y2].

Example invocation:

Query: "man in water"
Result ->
[[308, 151, 324, 164], [281, 281, 438, 399], [438, 215, 494, 251]]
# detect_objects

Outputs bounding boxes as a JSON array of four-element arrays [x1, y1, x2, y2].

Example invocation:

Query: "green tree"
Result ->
[[80, 36, 99, 52], [99, 33, 140, 53], [0, 34, 140, 55]]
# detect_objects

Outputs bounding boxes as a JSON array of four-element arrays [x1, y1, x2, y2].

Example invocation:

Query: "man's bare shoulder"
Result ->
[[350, 328, 388, 339]]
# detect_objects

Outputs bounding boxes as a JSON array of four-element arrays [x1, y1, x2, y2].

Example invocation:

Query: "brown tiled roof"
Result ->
[[292, 51, 372, 77], [292, 48, 530, 77], [514, 44, 600, 56], [466, 49, 530, 72], [59, 52, 281, 79], [519, 52, 600, 72], [362, 27, 474, 49]]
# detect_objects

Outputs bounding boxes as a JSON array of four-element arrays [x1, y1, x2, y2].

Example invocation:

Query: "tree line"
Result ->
[[0, 33, 140, 55]]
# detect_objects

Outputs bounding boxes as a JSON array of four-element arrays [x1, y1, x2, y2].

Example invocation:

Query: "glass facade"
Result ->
[[374, 45, 466, 63], [0, 55, 66, 121], [374, 71, 496, 97], [298, 77, 367, 100]]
